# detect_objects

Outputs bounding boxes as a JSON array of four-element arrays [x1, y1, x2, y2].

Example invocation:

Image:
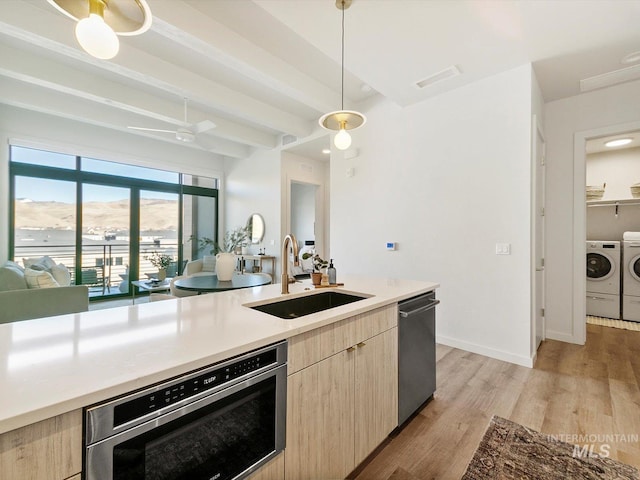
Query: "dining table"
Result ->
[[173, 272, 272, 294]]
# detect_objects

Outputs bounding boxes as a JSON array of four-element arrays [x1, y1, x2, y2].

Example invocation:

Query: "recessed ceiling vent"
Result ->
[[282, 134, 297, 146], [580, 64, 640, 93], [415, 65, 461, 89]]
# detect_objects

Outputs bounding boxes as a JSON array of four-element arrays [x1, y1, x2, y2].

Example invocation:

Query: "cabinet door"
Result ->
[[285, 350, 355, 480], [353, 327, 398, 466], [0, 410, 82, 480]]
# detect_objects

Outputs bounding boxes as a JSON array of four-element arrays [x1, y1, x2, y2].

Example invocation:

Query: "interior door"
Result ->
[[534, 118, 546, 349]]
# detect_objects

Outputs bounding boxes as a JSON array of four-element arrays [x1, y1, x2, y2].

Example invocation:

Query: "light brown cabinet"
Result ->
[[353, 327, 398, 466], [0, 304, 398, 480], [0, 409, 82, 480], [285, 305, 398, 480]]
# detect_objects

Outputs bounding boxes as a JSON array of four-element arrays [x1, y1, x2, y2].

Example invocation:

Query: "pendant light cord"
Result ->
[[341, 0, 345, 111]]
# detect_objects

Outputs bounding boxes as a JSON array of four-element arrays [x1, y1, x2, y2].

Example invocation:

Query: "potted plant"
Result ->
[[145, 251, 173, 281], [190, 226, 249, 281], [190, 225, 249, 255], [302, 253, 328, 286]]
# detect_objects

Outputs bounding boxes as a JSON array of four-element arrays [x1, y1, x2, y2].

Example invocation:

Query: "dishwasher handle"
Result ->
[[399, 299, 440, 318]]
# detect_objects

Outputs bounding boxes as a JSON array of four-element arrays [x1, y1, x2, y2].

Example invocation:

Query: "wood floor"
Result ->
[[352, 324, 640, 480]]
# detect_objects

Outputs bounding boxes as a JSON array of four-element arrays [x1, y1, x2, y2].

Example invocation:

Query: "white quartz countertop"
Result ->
[[0, 275, 438, 435]]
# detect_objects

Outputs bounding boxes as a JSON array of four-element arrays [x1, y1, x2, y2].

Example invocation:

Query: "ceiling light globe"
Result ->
[[334, 129, 352, 150], [75, 14, 119, 60], [605, 138, 633, 148]]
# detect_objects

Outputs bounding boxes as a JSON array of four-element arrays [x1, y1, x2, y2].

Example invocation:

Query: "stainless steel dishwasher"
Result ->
[[398, 290, 439, 425]]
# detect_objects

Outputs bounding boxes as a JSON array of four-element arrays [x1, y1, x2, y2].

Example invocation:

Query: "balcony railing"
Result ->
[[14, 242, 181, 298]]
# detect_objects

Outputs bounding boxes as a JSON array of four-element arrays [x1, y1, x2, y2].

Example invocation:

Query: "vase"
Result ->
[[216, 252, 236, 281], [157, 268, 166, 281], [311, 272, 322, 286]]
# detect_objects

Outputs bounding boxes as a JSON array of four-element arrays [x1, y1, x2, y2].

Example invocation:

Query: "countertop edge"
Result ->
[[0, 277, 439, 435]]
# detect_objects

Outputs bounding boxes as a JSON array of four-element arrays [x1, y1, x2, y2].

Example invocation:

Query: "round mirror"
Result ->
[[247, 213, 265, 244]]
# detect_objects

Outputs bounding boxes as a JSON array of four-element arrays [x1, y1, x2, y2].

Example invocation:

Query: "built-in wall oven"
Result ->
[[84, 341, 287, 480]]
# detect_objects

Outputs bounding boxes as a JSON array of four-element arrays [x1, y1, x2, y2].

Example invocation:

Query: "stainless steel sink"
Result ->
[[248, 291, 368, 319]]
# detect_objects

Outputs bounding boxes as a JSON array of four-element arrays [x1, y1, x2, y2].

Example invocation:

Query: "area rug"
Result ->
[[462, 416, 639, 479], [587, 315, 640, 332]]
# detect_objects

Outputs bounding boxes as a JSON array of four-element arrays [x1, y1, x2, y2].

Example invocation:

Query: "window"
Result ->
[[9, 145, 218, 300], [82, 157, 179, 183], [13, 176, 77, 271], [10, 146, 76, 170]]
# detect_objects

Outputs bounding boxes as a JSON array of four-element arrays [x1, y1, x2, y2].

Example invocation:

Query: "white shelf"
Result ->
[[587, 198, 640, 207]]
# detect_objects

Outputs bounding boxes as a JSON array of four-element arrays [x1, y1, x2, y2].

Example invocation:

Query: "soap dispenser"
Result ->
[[328, 259, 337, 285]]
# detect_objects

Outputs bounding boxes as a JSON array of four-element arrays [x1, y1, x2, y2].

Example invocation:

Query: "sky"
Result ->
[[13, 146, 180, 203]]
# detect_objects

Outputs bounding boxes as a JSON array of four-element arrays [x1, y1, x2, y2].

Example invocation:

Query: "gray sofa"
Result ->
[[0, 261, 89, 323]]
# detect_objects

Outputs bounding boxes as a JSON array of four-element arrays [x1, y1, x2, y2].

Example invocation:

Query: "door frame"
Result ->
[[285, 177, 326, 259], [572, 119, 640, 344], [532, 114, 546, 355]]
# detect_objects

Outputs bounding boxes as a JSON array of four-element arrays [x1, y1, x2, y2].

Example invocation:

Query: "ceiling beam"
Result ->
[[0, 76, 251, 159], [0, 41, 278, 149], [0, 1, 314, 139], [149, 1, 340, 114]]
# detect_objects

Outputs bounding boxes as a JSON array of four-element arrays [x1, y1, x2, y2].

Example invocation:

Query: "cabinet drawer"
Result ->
[[288, 304, 397, 374]]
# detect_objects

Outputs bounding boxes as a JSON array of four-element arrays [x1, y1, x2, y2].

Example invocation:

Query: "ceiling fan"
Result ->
[[128, 98, 215, 143]]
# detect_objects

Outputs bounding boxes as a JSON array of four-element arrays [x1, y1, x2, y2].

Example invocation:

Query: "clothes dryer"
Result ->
[[586, 240, 621, 319], [622, 233, 640, 322]]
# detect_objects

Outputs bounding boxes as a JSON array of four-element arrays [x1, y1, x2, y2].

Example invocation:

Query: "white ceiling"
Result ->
[[1, 0, 640, 161]]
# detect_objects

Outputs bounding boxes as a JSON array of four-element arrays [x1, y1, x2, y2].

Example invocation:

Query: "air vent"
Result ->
[[580, 64, 640, 93], [415, 65, 461, 89], [282, 134, 297, 146]]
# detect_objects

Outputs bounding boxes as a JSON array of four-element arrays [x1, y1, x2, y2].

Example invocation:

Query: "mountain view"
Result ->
[[15, 198, 179, 232]]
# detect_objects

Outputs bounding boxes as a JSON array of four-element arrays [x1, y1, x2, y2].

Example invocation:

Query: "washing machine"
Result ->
[[586, 240, 620, 319], [622, 232, 640, 322]]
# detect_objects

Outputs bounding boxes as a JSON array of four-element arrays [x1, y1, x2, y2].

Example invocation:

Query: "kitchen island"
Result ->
[[0, 274, 438, 480]]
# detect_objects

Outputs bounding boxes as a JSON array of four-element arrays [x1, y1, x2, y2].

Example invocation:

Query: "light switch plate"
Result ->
[[496, 243, 511, 255]]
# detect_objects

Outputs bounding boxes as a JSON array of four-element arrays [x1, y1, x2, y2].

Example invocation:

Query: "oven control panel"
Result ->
[[113, 348, 278, 427]]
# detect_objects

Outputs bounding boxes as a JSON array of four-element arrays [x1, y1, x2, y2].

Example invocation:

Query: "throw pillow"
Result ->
[[0, 263, 28, 291], [23, 255, 57, 270], [4, 260, 24, 273], [24, 267, 60, 289], [202, 255, 216, 272], [50, 263, 72, 286]]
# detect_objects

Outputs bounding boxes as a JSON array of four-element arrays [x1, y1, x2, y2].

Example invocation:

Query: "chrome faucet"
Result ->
[[281, 233, 299, 294]]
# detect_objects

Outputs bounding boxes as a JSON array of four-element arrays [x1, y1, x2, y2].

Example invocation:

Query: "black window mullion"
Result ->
[[75, 167, 83, 285], [129, 188, 141, 290]]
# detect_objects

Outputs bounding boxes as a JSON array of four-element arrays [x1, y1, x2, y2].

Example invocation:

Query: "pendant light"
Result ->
[[47, 0, 152, 60], [319, 0, 366, 151]]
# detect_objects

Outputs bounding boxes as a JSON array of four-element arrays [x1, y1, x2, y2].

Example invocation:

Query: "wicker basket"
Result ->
[[586, 184, 605, 201]]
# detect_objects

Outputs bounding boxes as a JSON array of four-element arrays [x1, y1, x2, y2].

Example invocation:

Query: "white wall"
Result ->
[[290, 182, 316, 245], [224, 149, 281, 274], [0, 104, 225, 263], [545, 79, 640, 342], [587, 147, 640, 201], [587, 147, 640, 241], [331, 64, 535, 367], [281, 152, 329, 260]]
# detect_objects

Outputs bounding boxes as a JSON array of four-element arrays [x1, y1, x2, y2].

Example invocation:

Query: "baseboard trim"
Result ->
[[436, 335, 534, 368], [545, 329, 584, 345]]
